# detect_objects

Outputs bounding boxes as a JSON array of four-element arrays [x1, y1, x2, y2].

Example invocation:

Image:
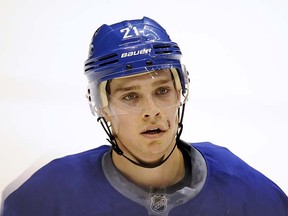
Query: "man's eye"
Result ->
[[156, 87, 169, 95], [122, 93, 137, 101]]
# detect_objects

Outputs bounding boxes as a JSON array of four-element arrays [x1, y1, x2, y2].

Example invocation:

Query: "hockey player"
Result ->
[[3, 17, 288, 216]]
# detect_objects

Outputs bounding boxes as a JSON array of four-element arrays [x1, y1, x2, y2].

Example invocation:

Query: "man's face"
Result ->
[[103, 69, 181, 163]]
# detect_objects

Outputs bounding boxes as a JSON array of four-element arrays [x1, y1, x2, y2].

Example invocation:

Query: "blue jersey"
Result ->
[[2, 142, 288, 215]]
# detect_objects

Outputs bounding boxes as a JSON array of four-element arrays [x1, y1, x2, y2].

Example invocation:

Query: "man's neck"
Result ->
[[112, 146, 185, 189]]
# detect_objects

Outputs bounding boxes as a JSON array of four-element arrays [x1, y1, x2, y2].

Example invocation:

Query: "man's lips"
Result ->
[[140, 126, 167, 135], [141, 128, 162, 134]]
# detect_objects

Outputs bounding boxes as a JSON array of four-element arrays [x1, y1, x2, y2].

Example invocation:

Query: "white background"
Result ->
[[1, 0, 287, 209]]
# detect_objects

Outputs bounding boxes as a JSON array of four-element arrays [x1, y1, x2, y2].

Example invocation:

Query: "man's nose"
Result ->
[[141, 96, 161, 120]]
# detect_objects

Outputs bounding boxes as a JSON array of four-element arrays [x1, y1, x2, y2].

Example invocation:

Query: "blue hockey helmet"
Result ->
[[84, 17, 189, 115]]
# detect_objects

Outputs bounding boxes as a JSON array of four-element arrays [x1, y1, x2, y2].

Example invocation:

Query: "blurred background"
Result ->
[[1, 0, 287, 209]]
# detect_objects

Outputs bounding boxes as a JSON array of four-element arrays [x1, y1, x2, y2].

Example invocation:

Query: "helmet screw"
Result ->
[[126, 64, 132, 70], [146, 60, 153, 65]]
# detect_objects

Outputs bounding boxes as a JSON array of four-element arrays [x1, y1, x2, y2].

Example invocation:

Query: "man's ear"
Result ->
[[100, 106, 112, 122]]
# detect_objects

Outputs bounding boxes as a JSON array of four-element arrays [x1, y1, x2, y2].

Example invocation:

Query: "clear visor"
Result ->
[[100, 69, 183, 117]]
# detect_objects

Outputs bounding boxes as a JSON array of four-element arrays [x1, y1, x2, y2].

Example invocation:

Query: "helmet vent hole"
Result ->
[[155, 50, 172, 54], [153, 44, 172, 54], [99, 60, 118, 67], [85, 53, 119, 71], [98, 53, 119, 66], [153, 44, 171, 49], [99, 53, 118, 61], [153, 44, 182, 55]]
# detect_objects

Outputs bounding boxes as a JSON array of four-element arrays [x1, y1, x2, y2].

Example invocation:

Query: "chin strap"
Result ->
[[97, 117, 123, 155], [97, 103, 186, 169]]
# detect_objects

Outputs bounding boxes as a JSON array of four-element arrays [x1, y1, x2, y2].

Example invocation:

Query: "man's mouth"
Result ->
[[141, 124, 168, 135], [142, 128, 163, 134]]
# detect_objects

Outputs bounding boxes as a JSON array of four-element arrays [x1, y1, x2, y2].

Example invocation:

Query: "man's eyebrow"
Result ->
[[113, 85, 140, 94], [153, 78, 172, 86]]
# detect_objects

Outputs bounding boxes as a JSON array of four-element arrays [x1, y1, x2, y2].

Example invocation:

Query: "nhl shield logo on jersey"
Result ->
[[150, 195, 168, 214]]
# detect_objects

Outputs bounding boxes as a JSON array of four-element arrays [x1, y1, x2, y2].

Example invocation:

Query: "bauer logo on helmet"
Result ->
[[120, 48, 152, 58]]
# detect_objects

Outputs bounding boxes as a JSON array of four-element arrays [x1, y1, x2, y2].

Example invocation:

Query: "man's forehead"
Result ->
[[110, 69, 173, 86]]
